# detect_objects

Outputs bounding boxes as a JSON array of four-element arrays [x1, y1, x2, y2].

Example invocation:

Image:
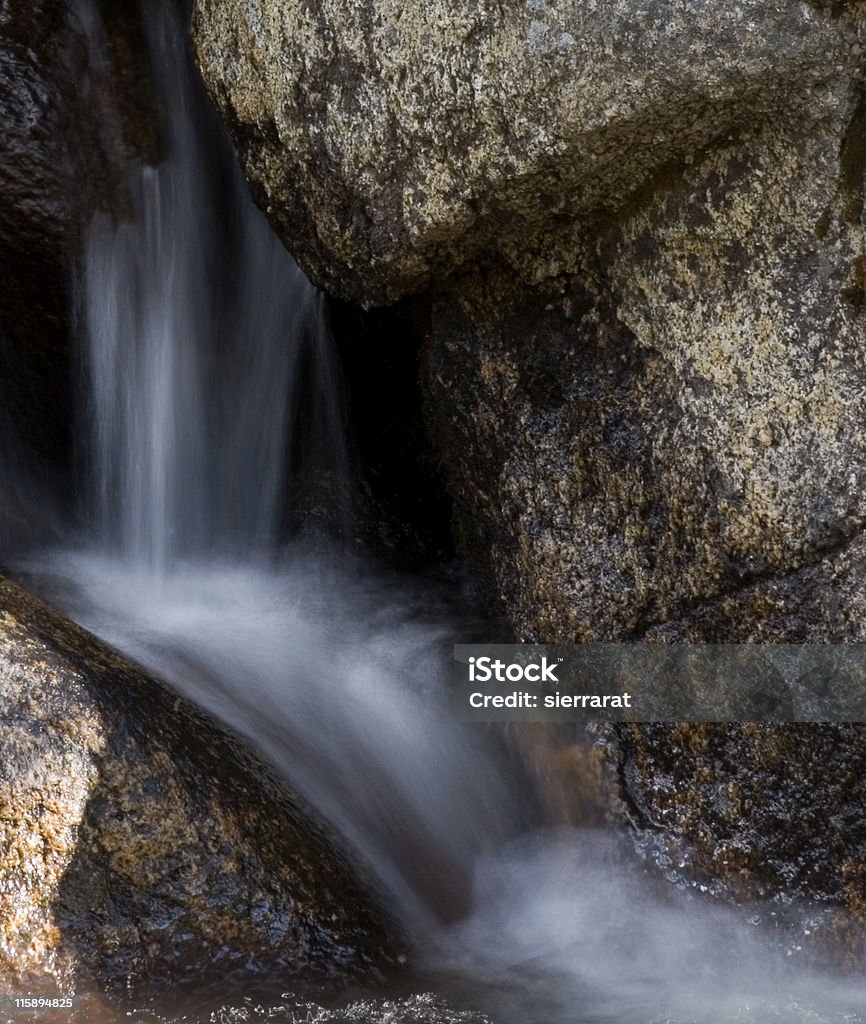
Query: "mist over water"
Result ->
[[426, 830, 866, 1024], [13, 2, 866, 1021], [34, 0, 520, 940], [30, 545, 519, 933]]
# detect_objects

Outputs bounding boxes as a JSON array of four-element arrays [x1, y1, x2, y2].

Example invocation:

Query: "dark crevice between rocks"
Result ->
[[840, 80, 866, 226], [414, 280, 523, 626], [807, 0, 866, 19], [328, 296, 458, 570], [0, 328, 68, 557]]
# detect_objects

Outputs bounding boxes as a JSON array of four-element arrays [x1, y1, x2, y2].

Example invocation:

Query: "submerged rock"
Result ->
[[143, 993, 491, 1024], [0, 575, 401, 993]]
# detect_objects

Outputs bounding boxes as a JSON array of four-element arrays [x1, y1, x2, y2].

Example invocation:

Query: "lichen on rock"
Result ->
[[192, 0, 866, 641], [192, 0, 866, 944], [192, 0, 865, 307], [423, 89, 866, 642], [0, 576, 401, 994]]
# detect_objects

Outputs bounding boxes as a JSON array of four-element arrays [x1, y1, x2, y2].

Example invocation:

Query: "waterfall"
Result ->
[[81, 3, 348, 569], [10, 2, 866, 1021], [41, 0, 518, 933]]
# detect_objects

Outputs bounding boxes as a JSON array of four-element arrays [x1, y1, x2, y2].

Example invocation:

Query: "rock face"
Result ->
[[0, 0, 158, 504], [193, 0, 866, 936], [0, 0, 158, 334], [193, 0, 866, 641], [0, 575, 400, 993], [421, 39, 866, 644], [193, 0, 863, 308], [613, 723, 866, 965]]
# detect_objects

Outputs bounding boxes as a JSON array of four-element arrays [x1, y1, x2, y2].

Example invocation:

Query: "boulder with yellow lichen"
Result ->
[[191, 0, 866, 950], [0, 576, 401, 995], [192, 0, 866, 640]]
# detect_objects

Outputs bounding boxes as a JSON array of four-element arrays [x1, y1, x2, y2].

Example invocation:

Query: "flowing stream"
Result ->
[[12, 3, 866, 1022]]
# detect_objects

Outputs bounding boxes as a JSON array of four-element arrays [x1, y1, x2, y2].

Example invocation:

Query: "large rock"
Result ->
[[192, 0, 864, 308], [0, 575, 400, 994], [421, 71, 866, 942], [419, 52, 866, 642], [192, 0, 866, 640], [612, 722, 866, 966], [192, 0, 866, 936]]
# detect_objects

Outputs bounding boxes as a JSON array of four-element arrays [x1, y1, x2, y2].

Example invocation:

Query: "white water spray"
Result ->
[[49, 0, 518, 934]]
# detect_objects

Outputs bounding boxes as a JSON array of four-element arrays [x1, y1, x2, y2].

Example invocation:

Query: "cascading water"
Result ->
[[80, 6, 347, 567], [38, 0, 520, 937], [14, 3, 866, 1022]]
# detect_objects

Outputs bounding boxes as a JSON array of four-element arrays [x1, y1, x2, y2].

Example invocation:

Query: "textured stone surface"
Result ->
[[0, 0, 159, 498], [421, 60, 866, 642], [612, 722, 866, 965], [0, 575, 400, 994], [192, 0, 864, 307], [192, 0, 866, 640], [192, 0, 866, 930]]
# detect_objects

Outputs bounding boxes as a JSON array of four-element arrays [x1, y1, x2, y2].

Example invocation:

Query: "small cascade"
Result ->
[[81, 3, 348, 570], [7, 2, 866, 1021], [52, 0, 519, 933]]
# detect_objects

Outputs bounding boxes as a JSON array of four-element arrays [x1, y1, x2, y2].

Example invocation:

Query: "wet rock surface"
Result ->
[[0, 0, 158, 486], [0, 575, 401, 993], [612, 722, 866, 965], [131, 993, 491, 1024]]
